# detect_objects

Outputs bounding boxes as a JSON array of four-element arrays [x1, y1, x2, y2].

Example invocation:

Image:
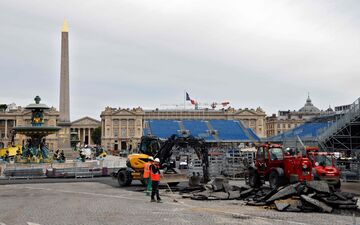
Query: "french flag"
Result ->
[[186, 92, 197, 105]]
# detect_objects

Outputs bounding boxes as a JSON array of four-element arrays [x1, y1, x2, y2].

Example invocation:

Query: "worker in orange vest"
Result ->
[[150, 158, 162, 203], [143, 156, 153, 196]]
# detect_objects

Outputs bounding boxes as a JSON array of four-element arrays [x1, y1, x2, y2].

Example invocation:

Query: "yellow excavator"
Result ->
[[112, 135, 210, 187]]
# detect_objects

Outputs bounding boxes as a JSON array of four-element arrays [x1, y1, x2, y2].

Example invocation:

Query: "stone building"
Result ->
[[100, 106, 266, 152], [266, 95, 334, 137], [71, 117, 101, 146]]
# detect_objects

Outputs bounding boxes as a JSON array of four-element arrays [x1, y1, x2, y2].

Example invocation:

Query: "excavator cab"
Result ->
[[139, 136, 161, 156]]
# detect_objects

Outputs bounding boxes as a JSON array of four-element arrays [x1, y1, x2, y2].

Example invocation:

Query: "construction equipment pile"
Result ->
[[180, 177, 359, 213]]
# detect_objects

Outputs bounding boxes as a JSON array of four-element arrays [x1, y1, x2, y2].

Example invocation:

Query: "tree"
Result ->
[[91, 126, 101, 145]]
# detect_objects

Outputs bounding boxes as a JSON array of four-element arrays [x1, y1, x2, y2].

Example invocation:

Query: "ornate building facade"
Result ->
[[100, 107, 266, 152], [266, 95, 334, 137]]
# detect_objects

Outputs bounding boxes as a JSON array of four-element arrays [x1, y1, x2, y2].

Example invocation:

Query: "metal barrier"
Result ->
[[336, 160, 360, 182], [187, 152, 248, 179], [0, 162, 47, 180]]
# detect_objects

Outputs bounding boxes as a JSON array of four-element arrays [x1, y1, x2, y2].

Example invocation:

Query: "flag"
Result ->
[[186, 92, 191, 101], [186, 92, 197, 105]]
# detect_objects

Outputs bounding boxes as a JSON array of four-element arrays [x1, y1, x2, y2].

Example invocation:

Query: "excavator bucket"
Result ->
[[160, 173, 189, 184]]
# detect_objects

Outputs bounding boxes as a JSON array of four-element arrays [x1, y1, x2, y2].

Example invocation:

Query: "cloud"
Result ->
[[0, 0, 359, 119]]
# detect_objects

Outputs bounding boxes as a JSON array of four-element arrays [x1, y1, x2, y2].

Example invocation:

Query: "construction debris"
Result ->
[[180, 176, 358, 214]]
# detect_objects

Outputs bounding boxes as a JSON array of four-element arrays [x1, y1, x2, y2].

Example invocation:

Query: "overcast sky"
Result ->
[[1, 0, 359, 120]]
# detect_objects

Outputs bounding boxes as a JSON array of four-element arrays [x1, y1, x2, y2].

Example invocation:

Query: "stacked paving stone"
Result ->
[[181, 177, 358, 213]]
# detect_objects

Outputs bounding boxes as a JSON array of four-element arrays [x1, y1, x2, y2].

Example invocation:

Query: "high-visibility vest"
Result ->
[[143, 162, 151, 179], [150, 165, 160, 181]]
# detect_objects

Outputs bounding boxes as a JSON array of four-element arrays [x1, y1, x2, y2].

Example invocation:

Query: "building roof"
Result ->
[[71, 116, 100, 126], [299, 95, 320, 113]]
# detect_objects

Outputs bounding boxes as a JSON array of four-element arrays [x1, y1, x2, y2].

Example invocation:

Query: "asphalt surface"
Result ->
[[0, 177, 359, 225]]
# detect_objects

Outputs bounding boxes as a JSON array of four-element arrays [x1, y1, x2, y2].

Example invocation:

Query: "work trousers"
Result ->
[[146, 177, 152, 192], [151, 181, 161, 200]]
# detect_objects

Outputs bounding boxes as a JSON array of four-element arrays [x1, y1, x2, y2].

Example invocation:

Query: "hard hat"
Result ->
[[148, 156, 154, 161], [154, 158, 160, 163]]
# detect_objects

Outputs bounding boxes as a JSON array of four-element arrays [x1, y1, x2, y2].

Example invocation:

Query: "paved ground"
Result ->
[[0, 178, 359, 225]]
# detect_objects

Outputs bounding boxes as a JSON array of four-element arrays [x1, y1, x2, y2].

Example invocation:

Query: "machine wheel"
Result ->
[[334, 180, 341, 189], [167, 182, 179, 187], [117, 170, 132, 187], [269, 170, 283, 189], [248, 169, 261, 188]]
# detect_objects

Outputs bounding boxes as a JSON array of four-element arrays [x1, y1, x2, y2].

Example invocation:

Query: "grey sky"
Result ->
[[1, 0, 359, 120]]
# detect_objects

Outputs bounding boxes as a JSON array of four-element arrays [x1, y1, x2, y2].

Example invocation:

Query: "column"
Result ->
[[83, 128, 86, 144], [126, 120, 129, 138], [4, 119, 8, 139], [77, 128, 80, 140], [88, 128, 91, 145]]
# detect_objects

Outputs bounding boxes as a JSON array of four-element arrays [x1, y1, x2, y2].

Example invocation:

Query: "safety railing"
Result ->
[[318, 97, 360, 142]]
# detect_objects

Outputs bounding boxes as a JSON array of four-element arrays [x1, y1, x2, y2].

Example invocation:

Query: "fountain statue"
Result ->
[[12, 96, 61, 163]]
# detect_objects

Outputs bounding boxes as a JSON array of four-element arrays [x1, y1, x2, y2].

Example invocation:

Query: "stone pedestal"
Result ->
[[58, 122, 75, 158]]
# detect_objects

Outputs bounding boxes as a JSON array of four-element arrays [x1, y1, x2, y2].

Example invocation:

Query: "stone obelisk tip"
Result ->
[[62, 19, 68, 32]]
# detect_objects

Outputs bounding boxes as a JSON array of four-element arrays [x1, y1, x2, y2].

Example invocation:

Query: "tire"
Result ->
[[117, 170, 132, 187], [248, 169, 261, 188], [168, 182, 179, 187], [334, 180, 341, 189], [269, 170, 284, 189]]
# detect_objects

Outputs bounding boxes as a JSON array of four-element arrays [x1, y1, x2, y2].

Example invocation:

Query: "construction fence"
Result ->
[[0, 156, 127, 180]]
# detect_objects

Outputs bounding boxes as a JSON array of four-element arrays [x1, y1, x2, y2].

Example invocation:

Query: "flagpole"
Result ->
[[184, 90, 186, 110]]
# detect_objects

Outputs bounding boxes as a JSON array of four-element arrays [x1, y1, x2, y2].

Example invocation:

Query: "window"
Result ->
[[315, 155, 333, 166], [270, 148, 284, 161], [257, 147, 264, 160], [128, 119, 135, 126], [288, 124, 291, 128], [264, 148, 269, 160], [113, 119, 119, 126], [250, 120, 255, 126], [129, 128, 135, 137], [277, 124, 280, 129], [121, 128, 127, 137], [113, 129, 118, 137]]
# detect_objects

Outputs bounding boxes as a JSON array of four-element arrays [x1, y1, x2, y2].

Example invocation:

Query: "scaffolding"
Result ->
[[319, 97, 360, 156]]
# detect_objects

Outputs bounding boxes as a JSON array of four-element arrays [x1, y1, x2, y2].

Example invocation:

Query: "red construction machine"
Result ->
[[248, 144, 313, 189], [305, 146, 341, 188]]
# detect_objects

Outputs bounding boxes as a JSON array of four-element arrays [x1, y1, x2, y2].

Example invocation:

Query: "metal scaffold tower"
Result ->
[[319, 97, 360, 156]]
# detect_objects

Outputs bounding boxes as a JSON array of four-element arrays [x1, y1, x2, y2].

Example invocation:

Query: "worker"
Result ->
[[150, 158, 162, 203], [143, 156, 154, 196]]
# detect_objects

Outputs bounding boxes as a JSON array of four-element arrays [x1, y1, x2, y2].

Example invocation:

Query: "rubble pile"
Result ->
[[180, 177, 359, 213]]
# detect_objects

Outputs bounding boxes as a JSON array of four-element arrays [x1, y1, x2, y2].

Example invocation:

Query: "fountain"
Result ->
[[12, 96, 61, 163]]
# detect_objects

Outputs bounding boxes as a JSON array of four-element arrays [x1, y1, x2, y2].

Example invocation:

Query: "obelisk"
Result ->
[[57, 20, 72, 154]]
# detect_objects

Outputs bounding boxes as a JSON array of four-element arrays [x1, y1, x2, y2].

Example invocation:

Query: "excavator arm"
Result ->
[[141, 134, 210, 183]]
